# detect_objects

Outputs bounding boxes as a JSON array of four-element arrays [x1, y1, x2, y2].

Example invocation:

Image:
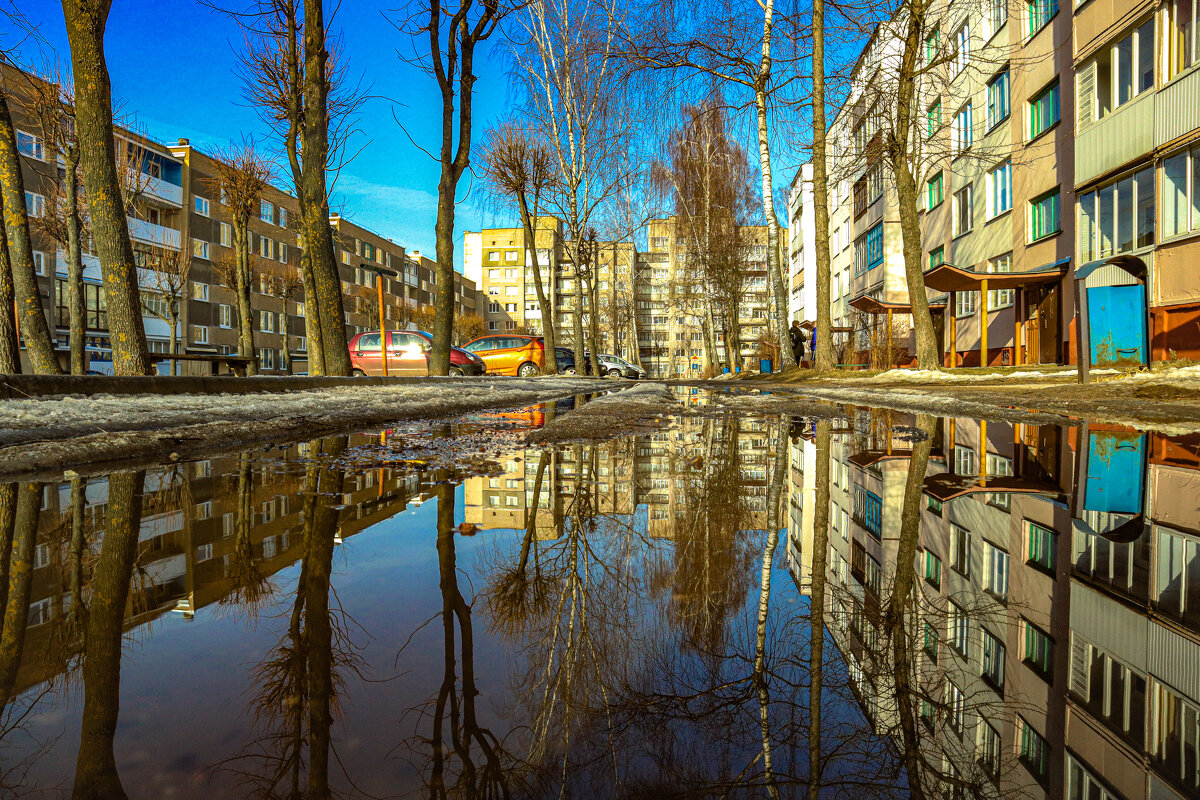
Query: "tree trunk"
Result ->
[[0, 94, 61, 374], [807, 420, 832, 798], [301, 0, 350, 377], [0, 483, 39, 702], [587, 272, 601, 373], [300, 250, 324, 375], [168, 305, 178, 376], [752, 19, 795, 371], [65, 153, 86, 375], [72, 470, 143, 800], [812, 0, 835, 371], [517, 196, 556, 373], [890, 11, 940, 370], [61, 2, 152, 376], [0, 484, 17, 618], [572, 267, 587, 375], [628, 242, 643, 368], [234, 222, 258, 375], [0, 215, 19, 373]]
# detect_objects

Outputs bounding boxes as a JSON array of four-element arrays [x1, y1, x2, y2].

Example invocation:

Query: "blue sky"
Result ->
[[9, 1, 827, 264], [11, 0, 521, 262]]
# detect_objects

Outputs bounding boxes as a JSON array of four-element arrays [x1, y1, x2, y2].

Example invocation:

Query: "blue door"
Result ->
[[1087, 285, 1146, 367], [1085, 430, 1146, 514]]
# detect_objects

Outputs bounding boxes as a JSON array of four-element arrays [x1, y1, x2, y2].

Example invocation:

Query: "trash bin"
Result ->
[[760, 358, 773, 374], [722, 366, 730, 374]]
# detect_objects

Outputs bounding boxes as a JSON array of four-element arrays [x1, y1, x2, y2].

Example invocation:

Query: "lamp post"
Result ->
[[361, 262, 399, 377]]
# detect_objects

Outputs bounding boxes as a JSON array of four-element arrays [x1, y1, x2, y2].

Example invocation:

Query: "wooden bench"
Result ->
[[149, 353, 255, 376]]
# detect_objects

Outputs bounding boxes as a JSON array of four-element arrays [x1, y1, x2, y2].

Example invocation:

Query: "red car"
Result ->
[[348, 330, 486, 377]]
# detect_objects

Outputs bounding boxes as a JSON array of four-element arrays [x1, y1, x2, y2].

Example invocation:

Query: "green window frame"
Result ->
[[925, 30, 941, 64], [1022, 620, 1054, 677], [927, 172, 944, 207], [924, 550, 942, 587], [927, 100, 941, 138], [1026, 521, 1056, 570], [1030, 188, 1061, 241], [1028, 80, 1061, 139], [1027, 0, 1059, 37], [923, 621, 939, 660], [1019, 717, 1050, 781], [928, 246, 945, 271]]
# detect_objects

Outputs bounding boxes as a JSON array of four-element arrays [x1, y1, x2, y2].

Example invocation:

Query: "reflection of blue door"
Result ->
[[1085, 431, 1146, 514], [1087, 285, 1146, 367]]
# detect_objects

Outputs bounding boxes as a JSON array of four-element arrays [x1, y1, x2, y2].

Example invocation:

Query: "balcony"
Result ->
[[128, 218, 181, 250], [143, 176, 184, 207], [1076, 92, 1154, 185], [1157, 66, 1200, 149]]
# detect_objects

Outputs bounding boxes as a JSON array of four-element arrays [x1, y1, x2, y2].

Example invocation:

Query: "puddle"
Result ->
[[0, 392, 1198, 798]]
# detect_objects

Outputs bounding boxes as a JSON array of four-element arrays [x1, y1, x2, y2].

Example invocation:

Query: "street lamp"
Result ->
[[360, 262, 400, 377]]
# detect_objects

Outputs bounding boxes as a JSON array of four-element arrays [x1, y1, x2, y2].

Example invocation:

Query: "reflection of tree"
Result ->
[[0, 484, 43, 703], [232, 436, 354, 799], [223, 453, 273, 615], [72, 470, 145, 800], [487, 451, 556, 640], [664, 418, 756, 653], [426, 481, 511, 798], [807, 420, 831, 800]]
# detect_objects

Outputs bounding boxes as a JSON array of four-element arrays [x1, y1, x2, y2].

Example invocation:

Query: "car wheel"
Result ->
[[448, 366, 464, 377], [517, 362, 540, 377], [606, 368, 622, 378], [352, 369, 368, 377]]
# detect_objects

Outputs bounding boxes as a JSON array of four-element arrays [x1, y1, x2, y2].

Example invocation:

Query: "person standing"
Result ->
[[789, 320, 805, 366]]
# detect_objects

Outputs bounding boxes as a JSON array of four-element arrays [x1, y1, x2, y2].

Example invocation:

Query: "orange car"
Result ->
[[460, 335, 548, 376]]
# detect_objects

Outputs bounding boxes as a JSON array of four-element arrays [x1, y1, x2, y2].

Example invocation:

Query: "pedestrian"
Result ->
[[788, 320, 804, 366]]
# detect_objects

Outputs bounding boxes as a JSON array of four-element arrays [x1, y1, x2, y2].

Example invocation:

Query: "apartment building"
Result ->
[[788, 163, 855, 342], [5, 63, 477, 375], [1073, 0, 1200, 361], [464, 218, 565, 337], [788, 165, 816, 324]]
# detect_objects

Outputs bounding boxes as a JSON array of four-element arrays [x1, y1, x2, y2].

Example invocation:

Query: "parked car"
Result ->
[[589, 352, 646, 379], [555, 347, 578, 374], [460, 335, 550, 376], [348, 330, 486, 377]]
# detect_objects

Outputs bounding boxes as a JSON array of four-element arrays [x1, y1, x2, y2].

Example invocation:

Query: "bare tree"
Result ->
[[514, 0, 635, 374], [811, 0, 835, 371], [137, 243, 191, 375], [60, 0, 153, 375], [479, 122, 560, 372], [262, 257, 304, 373], [393, 0, 503, 375], [26, 65, 89, 374], [0, 82, 61, 374], [211, 143, 273, 376]]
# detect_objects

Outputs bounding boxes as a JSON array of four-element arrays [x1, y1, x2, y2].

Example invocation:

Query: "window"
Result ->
[[1080, 19, 1154, 126], [1030, 189, 1061, 241], [927, 172, 945, 208], [1028, 80, 1060, 139], [259, 236, 274, 259], [487, 251, 499, 262], [193, 324, 209, 344], [505, 250, 518, 262], [260, 200, 274, 223], [219, 222, 232, 247], [925, 30, 940, 64], [924, 550, 942, 588], [1148, 681, 1199, 793], [218, 304, 232, 328], [192, 281, 209, 302], [951, 525, 971, 575], [946, 683, 966, 733], [1027, 0, 1058, 37], [16, 129, 45, 160], [984, 542, 1010, 598], [988, 161, 1012, 218], [982, 628, 1007, 687], [1067, 755, 1120, 800], [989, 0, 1009, 33], [954, 185, 974, 236], [258, 347, 275, 370], [979, 722, 1003, 780], [24, 191, 46, 218], [955, 25, 971, 74], [854, 223, 884, 275], [258, 310, 275, 333], [852, 484, 882, 538], [924, 621, 940, 660], [988, 254, 1014, 308], [32, 250, 47, 277], [987, 70, 1010, 129], [192, 238, 210, 260], [927, 100, 942, 137], [1022, 619, 1054, 678], [954, 444, 978, 473], [1163, 145, 1200, 239], [194, 196, 210, 216], [1018, 717, 1049, 783], [278, 206, 287, 228], [1027, 521, 1056, 570], [1079, 166, 1154, 260], [278, 242, 288, 262], [1167, 0, 1198, 81], [948, 601, 970, 654], [928, 246, 945, 271], [954, 103, 974, 154]]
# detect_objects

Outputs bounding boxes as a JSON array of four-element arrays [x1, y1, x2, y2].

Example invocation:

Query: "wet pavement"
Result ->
[[0, 387, 1198, 798]]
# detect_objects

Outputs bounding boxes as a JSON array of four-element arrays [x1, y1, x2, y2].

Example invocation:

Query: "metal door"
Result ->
[[1039, 284, 1060, 364], [1086, 285, 1147, 368], [389, 332, 429, 375], [352, 332, 383, 375]]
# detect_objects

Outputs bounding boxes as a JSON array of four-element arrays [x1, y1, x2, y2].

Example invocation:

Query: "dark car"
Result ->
[[348, 330, 486, 377], [555, 347, 577, 373]]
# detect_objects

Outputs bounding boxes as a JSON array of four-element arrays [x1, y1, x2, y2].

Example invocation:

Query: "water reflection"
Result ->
[[0, 399, 1197, 798]]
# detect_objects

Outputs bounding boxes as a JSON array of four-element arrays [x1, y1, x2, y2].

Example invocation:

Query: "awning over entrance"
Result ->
[[798, 320, 854, 333], [924, 258, 1069, 292], [923, 472, 1065, 503], [849, 296, 947, 315]]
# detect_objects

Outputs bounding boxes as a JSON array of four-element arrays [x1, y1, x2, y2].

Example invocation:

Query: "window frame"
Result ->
[[1030, 188, 1062, 242]]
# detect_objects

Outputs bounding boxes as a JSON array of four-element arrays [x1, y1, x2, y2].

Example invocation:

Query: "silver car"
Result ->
[[595, 353, 646, 379]]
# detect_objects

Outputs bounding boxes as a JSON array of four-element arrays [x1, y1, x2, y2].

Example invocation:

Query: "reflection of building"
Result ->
[[790, 410, 1200, 799], [17, 437, 447, 695]]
